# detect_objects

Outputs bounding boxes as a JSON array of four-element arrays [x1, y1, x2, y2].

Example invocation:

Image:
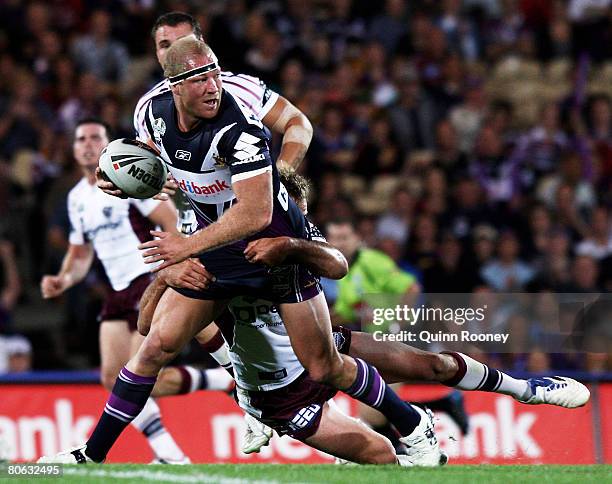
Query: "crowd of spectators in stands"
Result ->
[[0, 0, 610, 373]]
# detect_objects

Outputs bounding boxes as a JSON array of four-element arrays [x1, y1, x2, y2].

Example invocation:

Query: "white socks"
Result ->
[[131, 398, 186, 462]]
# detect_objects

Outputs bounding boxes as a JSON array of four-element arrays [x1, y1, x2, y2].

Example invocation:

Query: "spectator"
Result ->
[[388, 68, 440, 153], [0, 334, 32, 374], [0, 238, 20, 333], [375, 187, 415, 246], [481, 230, 535, 291], [576, 206, 612, 259], [71, 10, 130, 82]]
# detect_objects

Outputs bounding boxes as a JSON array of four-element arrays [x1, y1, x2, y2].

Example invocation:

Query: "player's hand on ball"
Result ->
[[95, 167, 127, 198], [139, 230, 192, 271], [158, 259, 215, 291], [244, 237, 292, 266], [153, 174, 178, 201], [40, 275, 66, 299]]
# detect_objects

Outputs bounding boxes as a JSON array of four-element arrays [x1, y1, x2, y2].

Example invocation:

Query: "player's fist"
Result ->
[[158, 259, 215, 291], [153, 174, 178, 201], [40, 275, 66, 299], [244, 237, 293, 266]]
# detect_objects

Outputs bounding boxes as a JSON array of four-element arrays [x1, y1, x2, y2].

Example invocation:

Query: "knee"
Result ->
[[138, 332, 179, 367], [429, 353, 458, 382], [361, 436, 397, 465], [306, 354, 344, 384]]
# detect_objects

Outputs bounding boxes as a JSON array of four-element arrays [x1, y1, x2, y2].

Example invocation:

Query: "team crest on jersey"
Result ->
[[153, 117, 166, 142], [213, 154, 227, 167], [102, 206, 113, 218]]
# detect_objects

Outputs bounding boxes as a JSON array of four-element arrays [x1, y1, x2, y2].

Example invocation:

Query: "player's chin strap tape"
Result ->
[[168, 62, 219, 85]]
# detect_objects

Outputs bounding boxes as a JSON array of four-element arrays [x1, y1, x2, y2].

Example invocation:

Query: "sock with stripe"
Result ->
[[175, 365, 234, 393], [344, 358, 421, 437], [199, 330, 233, 374], [442, 352, 530, 399], [131, 398, 186, 462], [85, 367, 156, 462]]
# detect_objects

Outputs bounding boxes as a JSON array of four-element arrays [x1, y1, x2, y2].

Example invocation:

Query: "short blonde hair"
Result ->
[[163, 37, 217, 78]]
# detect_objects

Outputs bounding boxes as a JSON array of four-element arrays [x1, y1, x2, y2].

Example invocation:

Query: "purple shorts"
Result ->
[[238, 325, 353, 441], [98, 273, 152, 331]]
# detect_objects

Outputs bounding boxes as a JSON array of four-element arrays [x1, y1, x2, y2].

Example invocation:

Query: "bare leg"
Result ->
[[127, 290, 226, 376], [280, 293, 356, 388], [84, 290, 226, 462], [348, 331, 458, 383], [303, 402, 397, 465], [99, 321, 133, 391], [280, 294, 424, 440]]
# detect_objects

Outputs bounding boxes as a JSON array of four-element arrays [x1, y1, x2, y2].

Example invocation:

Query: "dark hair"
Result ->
[[278, 168, 311, 204], [151, 12, 203, 40], [74, 118, 112, 139]]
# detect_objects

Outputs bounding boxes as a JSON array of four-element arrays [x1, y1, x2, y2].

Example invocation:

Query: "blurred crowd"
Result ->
[[0, 0, 611, 373]]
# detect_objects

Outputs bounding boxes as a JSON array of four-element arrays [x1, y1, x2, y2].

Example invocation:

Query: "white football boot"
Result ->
[[518, 376, 590, 408], [241, 414, 273, 454], [37, 444, 95, 464], [398, 406, 448, 467]]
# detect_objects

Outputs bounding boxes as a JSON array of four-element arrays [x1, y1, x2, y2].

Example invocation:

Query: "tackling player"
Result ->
[[151, 171, 590, 459], [40, 119, 195, 463]]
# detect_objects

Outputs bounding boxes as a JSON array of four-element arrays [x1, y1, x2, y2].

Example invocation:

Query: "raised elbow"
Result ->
[[326, 253, 349, 280]]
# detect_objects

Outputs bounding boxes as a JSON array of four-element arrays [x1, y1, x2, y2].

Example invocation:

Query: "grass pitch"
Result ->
[[24, 464, 610, 484]]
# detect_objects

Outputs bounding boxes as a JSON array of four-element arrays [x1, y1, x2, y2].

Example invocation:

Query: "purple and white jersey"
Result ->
[[67, 178, 160, 291], [133, 72, 279, 143]]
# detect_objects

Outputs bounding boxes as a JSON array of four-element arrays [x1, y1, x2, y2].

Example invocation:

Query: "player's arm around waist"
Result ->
[[244, 238, 348, 279]]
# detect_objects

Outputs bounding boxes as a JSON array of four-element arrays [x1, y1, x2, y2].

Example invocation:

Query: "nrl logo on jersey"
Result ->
[[153, 117, 166, 143]]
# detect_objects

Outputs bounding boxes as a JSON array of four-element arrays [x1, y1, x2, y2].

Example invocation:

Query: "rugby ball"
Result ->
[[98, 138, 168, 199]]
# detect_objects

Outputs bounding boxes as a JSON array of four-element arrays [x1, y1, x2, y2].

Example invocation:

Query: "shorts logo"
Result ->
[[175, 150, 191, 161], [289, 404, 321, 431], [233, 132, 261, 161], [102, 206, 113, 218]]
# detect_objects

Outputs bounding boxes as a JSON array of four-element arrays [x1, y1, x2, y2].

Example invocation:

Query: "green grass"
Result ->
[[13, 464, 609, 484]]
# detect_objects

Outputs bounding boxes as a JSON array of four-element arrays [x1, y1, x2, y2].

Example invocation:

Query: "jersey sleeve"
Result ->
[[223, 73, 279, 119], [129, 197, 161, 217], [134, 98, 152, 142], [219, 124, 273, 184], [67, 191, 85, 245], [258, 80, 279, 118]]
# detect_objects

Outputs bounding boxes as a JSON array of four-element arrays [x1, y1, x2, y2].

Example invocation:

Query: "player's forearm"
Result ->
[[276, 116, 312, 170], [57, 248, 93, 289], [285, 239, 348, 279], [186, 200, 271, 256]]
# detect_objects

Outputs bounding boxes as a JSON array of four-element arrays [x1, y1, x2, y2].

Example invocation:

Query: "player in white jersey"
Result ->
[[40, 119, 196, 464], [149, 170, 590, 463]]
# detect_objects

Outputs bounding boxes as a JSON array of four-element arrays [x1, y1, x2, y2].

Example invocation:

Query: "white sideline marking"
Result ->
[[64, 467, 308, 484]]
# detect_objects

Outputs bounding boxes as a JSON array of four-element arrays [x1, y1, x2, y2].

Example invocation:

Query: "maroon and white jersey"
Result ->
[[133, 71, 279, 143], [67, 178, 161, 290]]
